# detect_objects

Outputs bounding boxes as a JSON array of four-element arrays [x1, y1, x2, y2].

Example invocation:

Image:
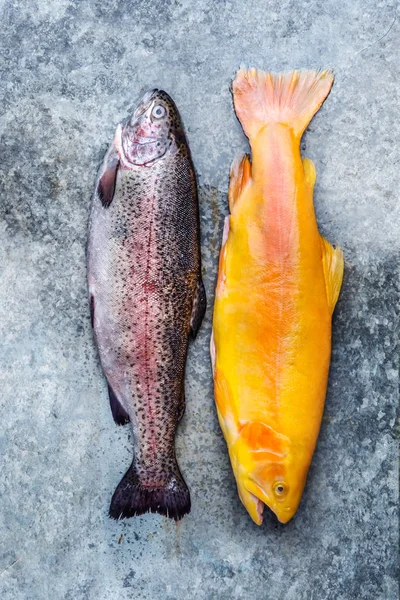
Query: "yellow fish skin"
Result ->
[[211, 69, 344, 525]]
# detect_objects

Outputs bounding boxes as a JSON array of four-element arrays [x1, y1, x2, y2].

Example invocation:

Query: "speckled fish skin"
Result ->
[[87, 90, 206, 521]]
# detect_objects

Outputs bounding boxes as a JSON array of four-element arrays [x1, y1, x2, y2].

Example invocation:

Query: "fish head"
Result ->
[[242, 460, 309, 525], [233, 422, 309, 525], [119, 90, 184, 166]]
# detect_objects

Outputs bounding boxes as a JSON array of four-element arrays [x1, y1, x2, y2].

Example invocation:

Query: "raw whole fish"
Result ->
[[211, 69, 344, 524], [88, 90, 206, 520]]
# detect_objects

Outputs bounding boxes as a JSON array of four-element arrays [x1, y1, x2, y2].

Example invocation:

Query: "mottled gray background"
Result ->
[[0, 1, 398, 599]]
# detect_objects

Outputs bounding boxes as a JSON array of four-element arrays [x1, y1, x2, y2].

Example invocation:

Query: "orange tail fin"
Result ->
[[232, 68, 334, 139]]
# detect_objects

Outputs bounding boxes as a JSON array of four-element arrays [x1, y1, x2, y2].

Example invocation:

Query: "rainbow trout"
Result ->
[[88, 90, 206, 520]]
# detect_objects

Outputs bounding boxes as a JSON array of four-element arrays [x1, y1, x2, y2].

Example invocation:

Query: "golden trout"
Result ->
[[211, 69, 344, 524]]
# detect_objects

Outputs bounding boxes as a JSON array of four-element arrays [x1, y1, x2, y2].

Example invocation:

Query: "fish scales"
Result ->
[[88, 90, 205, 520]]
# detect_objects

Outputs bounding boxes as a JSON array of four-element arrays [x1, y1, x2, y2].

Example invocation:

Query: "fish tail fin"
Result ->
[[109, 461, 191, 521], [232, 68, 334, 139]]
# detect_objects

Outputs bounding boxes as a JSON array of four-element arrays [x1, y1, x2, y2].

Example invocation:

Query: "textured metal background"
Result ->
[[0, 1, 398, 598]]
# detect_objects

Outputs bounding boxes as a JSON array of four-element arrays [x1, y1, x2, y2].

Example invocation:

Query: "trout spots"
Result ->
[[88, 89, 203, 500], [143, 192, 157, 457], [142, 280, 158, 295]]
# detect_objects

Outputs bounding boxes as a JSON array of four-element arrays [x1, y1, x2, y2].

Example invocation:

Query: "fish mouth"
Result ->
[[253, 493, 265, 524], [238, 480, 265, 526], [129, 136, 158, 145], [244, 480, 293, 524]]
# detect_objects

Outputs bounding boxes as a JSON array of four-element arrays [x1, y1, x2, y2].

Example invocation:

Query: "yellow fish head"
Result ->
[[237, 461, 309, 525], [232, 423, 309, 525]]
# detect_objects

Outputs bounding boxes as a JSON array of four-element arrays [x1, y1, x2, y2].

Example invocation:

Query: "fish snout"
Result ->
[[120, 90, 179, 167]]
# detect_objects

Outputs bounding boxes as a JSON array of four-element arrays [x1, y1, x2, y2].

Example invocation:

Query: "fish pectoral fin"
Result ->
[[96, 144, 120, 208], [190, 279, 207, 339], [303, 157, 316, 189], [321, 236, 344, 314], [107, 383, 130, 426], [228, 154, 252, 211]]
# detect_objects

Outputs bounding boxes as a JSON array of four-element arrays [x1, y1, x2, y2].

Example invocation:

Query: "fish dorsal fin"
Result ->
[[303, 157, 316, 188], [190, 279, 207, 339], [321, 236, 344, 314], [228, 154, 252, 211]]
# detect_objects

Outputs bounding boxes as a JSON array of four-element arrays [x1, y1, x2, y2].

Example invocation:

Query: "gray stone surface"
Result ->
[[0, 0, 399, 598]]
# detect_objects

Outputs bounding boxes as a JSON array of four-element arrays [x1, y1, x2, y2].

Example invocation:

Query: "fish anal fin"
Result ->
[[108, 383, 130, 426], [215, 216, 230, 298], [303, 157, 316, 189], [228, 154, 252, 211], [190, 279, 206, 339], [321, 237, 344, 314], [210, 329, 216, 376]]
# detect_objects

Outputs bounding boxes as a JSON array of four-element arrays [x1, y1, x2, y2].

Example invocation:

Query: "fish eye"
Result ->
[[273, 482, 288, 497], [152, 104, 166, 119]]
